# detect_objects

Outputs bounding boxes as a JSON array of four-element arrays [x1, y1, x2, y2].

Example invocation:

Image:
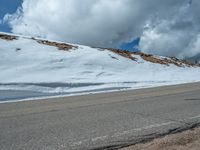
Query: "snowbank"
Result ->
[[0, 33, 200, 101]]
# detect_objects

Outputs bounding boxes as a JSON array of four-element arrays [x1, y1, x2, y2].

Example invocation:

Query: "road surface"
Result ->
[[0, 82, 200, 150]]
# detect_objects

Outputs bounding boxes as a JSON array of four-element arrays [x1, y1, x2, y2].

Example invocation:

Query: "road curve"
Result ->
[[1, 82, 200, 150]]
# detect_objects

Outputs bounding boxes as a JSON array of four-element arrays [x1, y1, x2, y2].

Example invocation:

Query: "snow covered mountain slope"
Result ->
[[0, 32, 200, 100]]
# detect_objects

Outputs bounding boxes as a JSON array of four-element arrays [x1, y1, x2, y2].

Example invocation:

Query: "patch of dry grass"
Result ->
[[37, 39, 78, 51], [0, 34, 17, 41], [108, 48, 137, 61], [106, 48, 200, 67]]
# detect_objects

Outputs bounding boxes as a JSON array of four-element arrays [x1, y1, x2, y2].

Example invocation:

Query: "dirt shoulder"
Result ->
[[121, 127, 200, 150]]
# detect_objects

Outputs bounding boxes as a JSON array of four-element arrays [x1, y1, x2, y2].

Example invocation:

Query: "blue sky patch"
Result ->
[[0, 0, 21, 32], [120, 38, 140, 52]]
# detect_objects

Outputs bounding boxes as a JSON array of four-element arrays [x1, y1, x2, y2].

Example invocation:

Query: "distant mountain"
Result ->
[[0, 32, 200, 99]]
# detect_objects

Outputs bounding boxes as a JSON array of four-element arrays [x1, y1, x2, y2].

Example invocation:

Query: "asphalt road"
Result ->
[[1, 82, 200, 150]]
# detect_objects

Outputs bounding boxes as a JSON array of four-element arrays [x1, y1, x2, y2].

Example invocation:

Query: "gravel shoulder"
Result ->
[[121, 127, 200, 150]]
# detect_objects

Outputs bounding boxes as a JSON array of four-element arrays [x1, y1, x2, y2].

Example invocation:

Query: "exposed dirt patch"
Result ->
[[0, 33, 77, 51], [0, 34, 17, 41], [105, 48, 200, 67], [37, 39, 78, 51], [107, 48, 137, 61], [137, 52, 170, 66], [134, 52, 200, 67], [121, 127, 200, 150], [134, 52, 185, 67]]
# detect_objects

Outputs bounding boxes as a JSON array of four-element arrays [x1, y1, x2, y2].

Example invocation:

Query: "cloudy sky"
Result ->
[[1, 0, 200, 59]]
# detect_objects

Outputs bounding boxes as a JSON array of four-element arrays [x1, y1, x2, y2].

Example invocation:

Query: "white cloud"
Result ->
[[139, 0, 200, 58], [4, 0, 200, 58]]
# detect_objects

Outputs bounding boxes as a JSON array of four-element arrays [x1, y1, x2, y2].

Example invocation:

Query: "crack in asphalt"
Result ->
[[91, 122, 200, 150], [185, 98, 200, 101], [89, 108, 200, 150]]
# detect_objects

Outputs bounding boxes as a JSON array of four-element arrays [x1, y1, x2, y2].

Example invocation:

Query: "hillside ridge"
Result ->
[[1, 32, 199, 68]]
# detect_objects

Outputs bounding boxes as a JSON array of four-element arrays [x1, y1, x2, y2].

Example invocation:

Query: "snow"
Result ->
[[0, 34, 200, 101]]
